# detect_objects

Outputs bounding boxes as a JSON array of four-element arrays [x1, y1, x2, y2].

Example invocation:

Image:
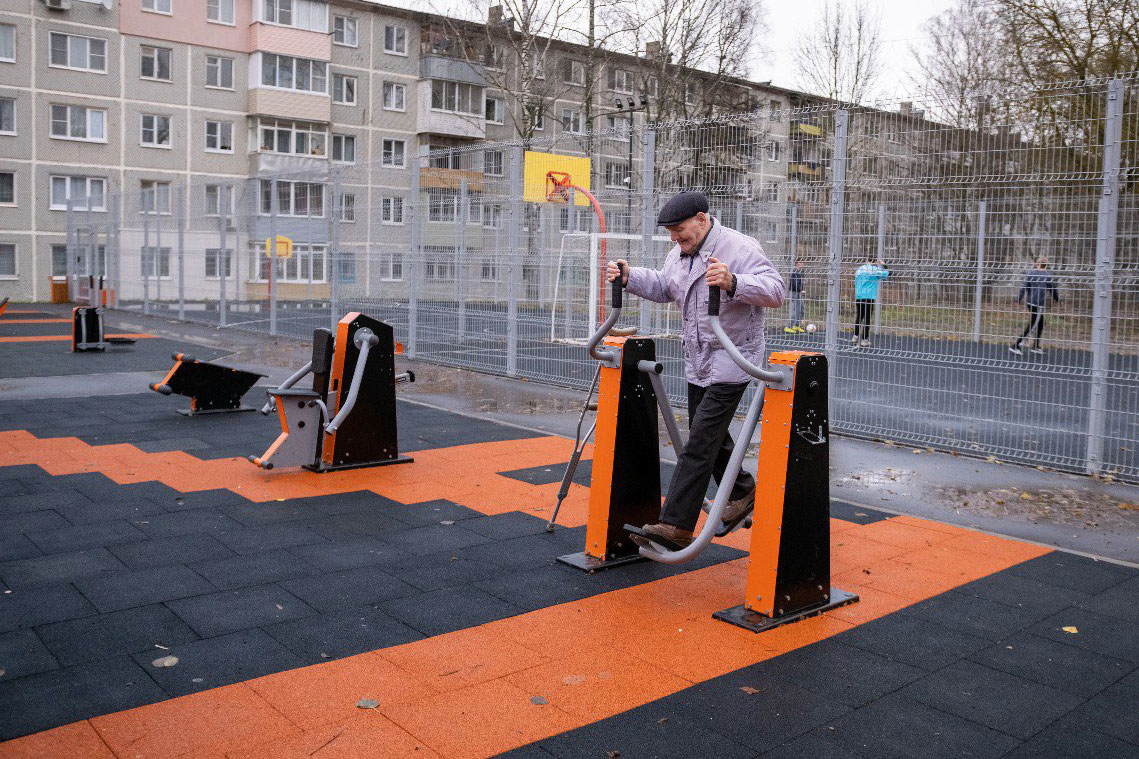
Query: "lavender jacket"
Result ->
[[625, 218, 786, 387]]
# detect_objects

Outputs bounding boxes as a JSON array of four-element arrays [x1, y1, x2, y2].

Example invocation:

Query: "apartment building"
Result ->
[[0, 0, 805, 304]]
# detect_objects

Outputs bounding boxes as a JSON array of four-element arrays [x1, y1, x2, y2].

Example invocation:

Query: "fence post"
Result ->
[[408, 145, 426, 357], [110, 194, 120, 308], [141, 190, 151, 315], [218, 184, 228, 327], [972, 199, 986, 342], [268, 177, 278, 336], [1086, 78, 1123, 475], [640, 128, 655, 336], [84, 202, 95, 305], [154, 196, 163, 308], [788, 202, 798, 268], [458, 176, 468, 341], [873, 203, 884, 336], [824, 110, 849, 364], [329, 166, 342, 331], [506, 144, 523, 377], [177, 185, 186, 321], [65, 198, 75, 302]]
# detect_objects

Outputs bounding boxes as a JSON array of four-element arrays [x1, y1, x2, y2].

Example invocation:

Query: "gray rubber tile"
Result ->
[[0, 628, 59, 681], [1063, 669, 1139, 746], [1075, 575, 1139, 624], [902, 590, 1037, 641], [900, 659, 1083, 739], [216, 501, 323, 527], [967, 631, 1133, 698], [36, 604, 199, 666], [0, 584, 96, 632], [279, 566, 417, 613], [130, 628, 303, 697], [383, 551, 503, 593], [462, 511, 553, 541], [756, 731, 864, 759], [213, 524, 327, 554], [166, 584, 315, 638], [74, 565, 214, 613], [382, 523, 492, 556], [56, 498, 166, 526], [953, 569, 1093, 618], [837, 611, 991, 672], [379, 586, 523, 637], [0, 534, 42, 564], [1003, 713, 1139, 758], [1006, 554, 1135, 594], [288, 537, 402, 572], [26, 520, 148, 554], [5, 510, 69, 535], [129, 508, 244, 539]]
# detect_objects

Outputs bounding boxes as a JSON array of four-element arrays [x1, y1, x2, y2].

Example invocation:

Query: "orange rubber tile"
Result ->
[[0, 721, 116, 759], [226, 715, 442, 759], [379, 628, 550, 693], [0, 333, 155, 342], [0, 318, 72, 324], [851, 518, 959, 550]]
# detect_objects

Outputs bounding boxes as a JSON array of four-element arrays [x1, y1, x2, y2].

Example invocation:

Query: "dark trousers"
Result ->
[[1015, 304, 1045, 349], [854, 298, 875, 340], [659, 382, 757, 532]]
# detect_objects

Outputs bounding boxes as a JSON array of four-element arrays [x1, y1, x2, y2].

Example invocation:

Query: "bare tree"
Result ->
[[793, 0, 882, 104]]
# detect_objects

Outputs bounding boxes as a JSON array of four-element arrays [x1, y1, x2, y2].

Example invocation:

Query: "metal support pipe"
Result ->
[[176, 185, 185, 321], [873, 203, 884, 336], [268, 178, 278, 336], [972, 200, 986, 342], [824, 110, 849, 365], [325, 329, 378, 434], [219, 185, 228, 327]]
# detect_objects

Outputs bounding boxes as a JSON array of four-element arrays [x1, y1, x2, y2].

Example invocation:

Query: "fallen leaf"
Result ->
[[1062, 626, 1078, 634], [1020, 493, 1031, 500], [606, 752, 621, 759], [151, 656, 179, 668], [562, 674, 586, 685], [441, 520, 455, 525], [1120, 503, 1139, 511], [356, 698, 380, 709], [740, 686, 761, 694]]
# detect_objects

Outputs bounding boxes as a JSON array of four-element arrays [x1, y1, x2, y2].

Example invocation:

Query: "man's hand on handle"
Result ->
[[607, 259, 629, 286], [706, 257, 734, 291]]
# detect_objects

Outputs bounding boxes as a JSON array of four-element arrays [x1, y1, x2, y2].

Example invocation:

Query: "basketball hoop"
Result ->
[[545, 171, 573, 203]]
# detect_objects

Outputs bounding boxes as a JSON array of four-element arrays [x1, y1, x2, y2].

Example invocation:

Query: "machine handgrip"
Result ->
[[150, 383, 173, 395], [612, 265, 623, 310], [708, 285, 720, 316]]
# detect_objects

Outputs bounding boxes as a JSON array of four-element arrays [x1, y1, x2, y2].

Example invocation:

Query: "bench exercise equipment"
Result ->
[[249, 311, 414, 472], [149, 353, 266, 416], [0, 296, 8, 317], [71, 306, 136, 352]]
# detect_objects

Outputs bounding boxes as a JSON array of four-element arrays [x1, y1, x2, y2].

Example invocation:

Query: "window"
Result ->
[[50, 105, 106, 142], [684, 82, 697, 105], [51, 244, 67, 276], [251, 241, 327, 282], [382, 139, 405, 167], [483, 44, 503, 69], [384, 25, 407, 55], [339, 193, 355, 222], [261, 0, 328, 31], [0, 98, 13, 134], [207, 0, 234, 24], [610, 68, 633, 93], [204, 184, 236, 217], [205, 120, 233, 152], [466, 197, 481, 224], [206, 55, 234, 89], [562, 59, 584, 85], [525, 103, 545, 131], [331, 133, 355, 163], [428, 194, 457, 223], [382, 81, 406, 111], [480, 260, 497, 281], [767, 141, 780, 161], [484, 150, 503, 177], [768, 99, 780, 121], [381, 196, 403, 224], [0, 172, 13, 204], [430, 80, 480, 115], [0, 243, 13, 278], [260, 53, 327, 94], [140, 180, 172, 214], [258, 119, 326, 156], [141, 45, 172, 81], [332, 73, 356, 105], [605, 115, 630, 141], [561, 109, 584, 134], [424, 246, 455, 281], [50, 176, 106, 211], [0, 24, 14, 63], [143, 0, 172, 13], [485, 96, 504, 124], [483, 203, 502, 229], [205, 248, 233, 279], [333, 16, 357, 46], [604, 161, 629, 188], [49, 33, 107, 73], [141, 247, 171, 278], [259, 179, 325, 217], [762, 182, 779, 202], [141, 114, 171, 147]]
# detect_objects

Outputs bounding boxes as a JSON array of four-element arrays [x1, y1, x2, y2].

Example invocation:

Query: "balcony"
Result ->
[[249, 22, 331, 61], [792, 121, 823, 137], [417, 85, 484, 139], [249, 88, 331, 124], [420, 55, 486, 87], [420, 167, 484, 193], [788, 162, 821, 177]]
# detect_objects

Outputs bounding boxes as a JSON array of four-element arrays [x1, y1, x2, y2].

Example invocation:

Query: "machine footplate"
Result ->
[[177, 405, 258, 417], [624, 524, 690, 553], [305, 454, 414, 473], [557, 551, 645, 573], [713, 588, 859, 633]]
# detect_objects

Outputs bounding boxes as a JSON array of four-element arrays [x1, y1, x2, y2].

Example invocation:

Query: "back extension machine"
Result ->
[[150, 353, 266, 416], [249, 312, 414, 472]]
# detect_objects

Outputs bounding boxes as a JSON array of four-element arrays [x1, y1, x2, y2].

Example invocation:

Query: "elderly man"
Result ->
[[607, 191, 786, 549]]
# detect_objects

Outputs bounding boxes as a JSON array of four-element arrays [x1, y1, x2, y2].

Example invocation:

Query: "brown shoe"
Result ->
[[638, 522, 694, 550], [720, 487, 756, 527]]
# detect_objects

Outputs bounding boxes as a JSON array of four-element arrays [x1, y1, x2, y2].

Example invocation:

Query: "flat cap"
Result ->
[[657, 191, 709, 226]]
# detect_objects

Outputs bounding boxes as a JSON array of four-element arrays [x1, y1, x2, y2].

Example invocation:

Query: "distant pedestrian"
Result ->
[[1010, 256, 1059, 356], [785, 260, 805, 333], [852, 255, 888, 347]]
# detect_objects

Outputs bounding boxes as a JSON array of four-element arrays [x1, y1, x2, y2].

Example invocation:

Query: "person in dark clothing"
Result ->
[[784, 260, 805, 333], [1010, 256, 1060, 356]]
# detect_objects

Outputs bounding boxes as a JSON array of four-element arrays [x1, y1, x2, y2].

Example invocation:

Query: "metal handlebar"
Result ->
[[707, 287, 785, 384], [587, 262, 627, 367], [324, 329, 378, 435], [261, 360, 313, 414]]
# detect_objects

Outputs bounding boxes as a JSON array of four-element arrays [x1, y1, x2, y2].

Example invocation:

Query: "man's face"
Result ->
[[665, 213, 709, 253]]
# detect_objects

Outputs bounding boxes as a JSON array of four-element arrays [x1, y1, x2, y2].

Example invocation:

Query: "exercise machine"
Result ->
[[0, 296, 8, 317], [71, 306, 136, 352], [249, 311, 414, 472], [149, 353, 266, 416]]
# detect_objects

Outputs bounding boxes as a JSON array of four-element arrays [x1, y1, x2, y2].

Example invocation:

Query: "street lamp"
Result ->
[[611, 95, 650, 232]]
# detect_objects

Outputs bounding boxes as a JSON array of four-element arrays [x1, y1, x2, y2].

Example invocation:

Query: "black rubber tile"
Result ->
[[280, 566, 418, 613], [0, 584, 96, 632], [109, 481, 182, 502], [1006, 553, 1135, 594], [298, 509, 411, 541], [0, 657, 166, 740], [56, 497, 166, 526], [1076, 575, 1139, 624], [133, 437, 214, 454], [160, 488, 256, 512], [129, 508, 244, 539], [166, 583, 315, 638], [190, 549, 318, 591], [213, 524, 327, 555], [829, 500, 892, 524], [36, 604, 199, 666], [1003, 714, 1139, 759], [836, 611, 991, 672], [264, 605, 423, 660], [754, 731, 863, 759], [383, 551, 503, 593], [0, 489, 92, 514], [494, 745, 559, 758], [288, 537, 402, 573], [475, 564, 613, 612], [382, 523, 492, 556], [216, 500, 322, 527], [902, 590, 1036, 641], [379, 586, 524, 637], [673, 679, 851, 752], [5, 509, 69, 535], [1029, 607, 1139, 664], [496, 462, 582, 487], [953, 569, 1093, 619], [821, 693, 1021, 759], [109, 534, 236, 570], [0, 339, 223, 379], [968, 631, 1132, 698], [725, 639, 925, 709], [0, 628, 59, 681], [74, 565, 214, 613], [131, 628, 303, 697], [536, 703, 756, 759], [1064, 669, 1139, 746], [0, 533, 42, 564], [460, 529, 588, 571], [901, 659, 1083, 739], [27, 520, 148, 554], [303, 491, 407, 517], [0, 548, 126, 590], [389, 499, 483, 527], [463, 511, 553, 541]]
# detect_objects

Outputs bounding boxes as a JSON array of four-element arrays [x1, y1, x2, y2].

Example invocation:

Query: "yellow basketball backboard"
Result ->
[[523, 151, 590, 206], [264, 236, 293, 259]]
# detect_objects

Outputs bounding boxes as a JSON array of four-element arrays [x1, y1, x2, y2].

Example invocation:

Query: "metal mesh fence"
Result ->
[[69, 73, 1138, 481]]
